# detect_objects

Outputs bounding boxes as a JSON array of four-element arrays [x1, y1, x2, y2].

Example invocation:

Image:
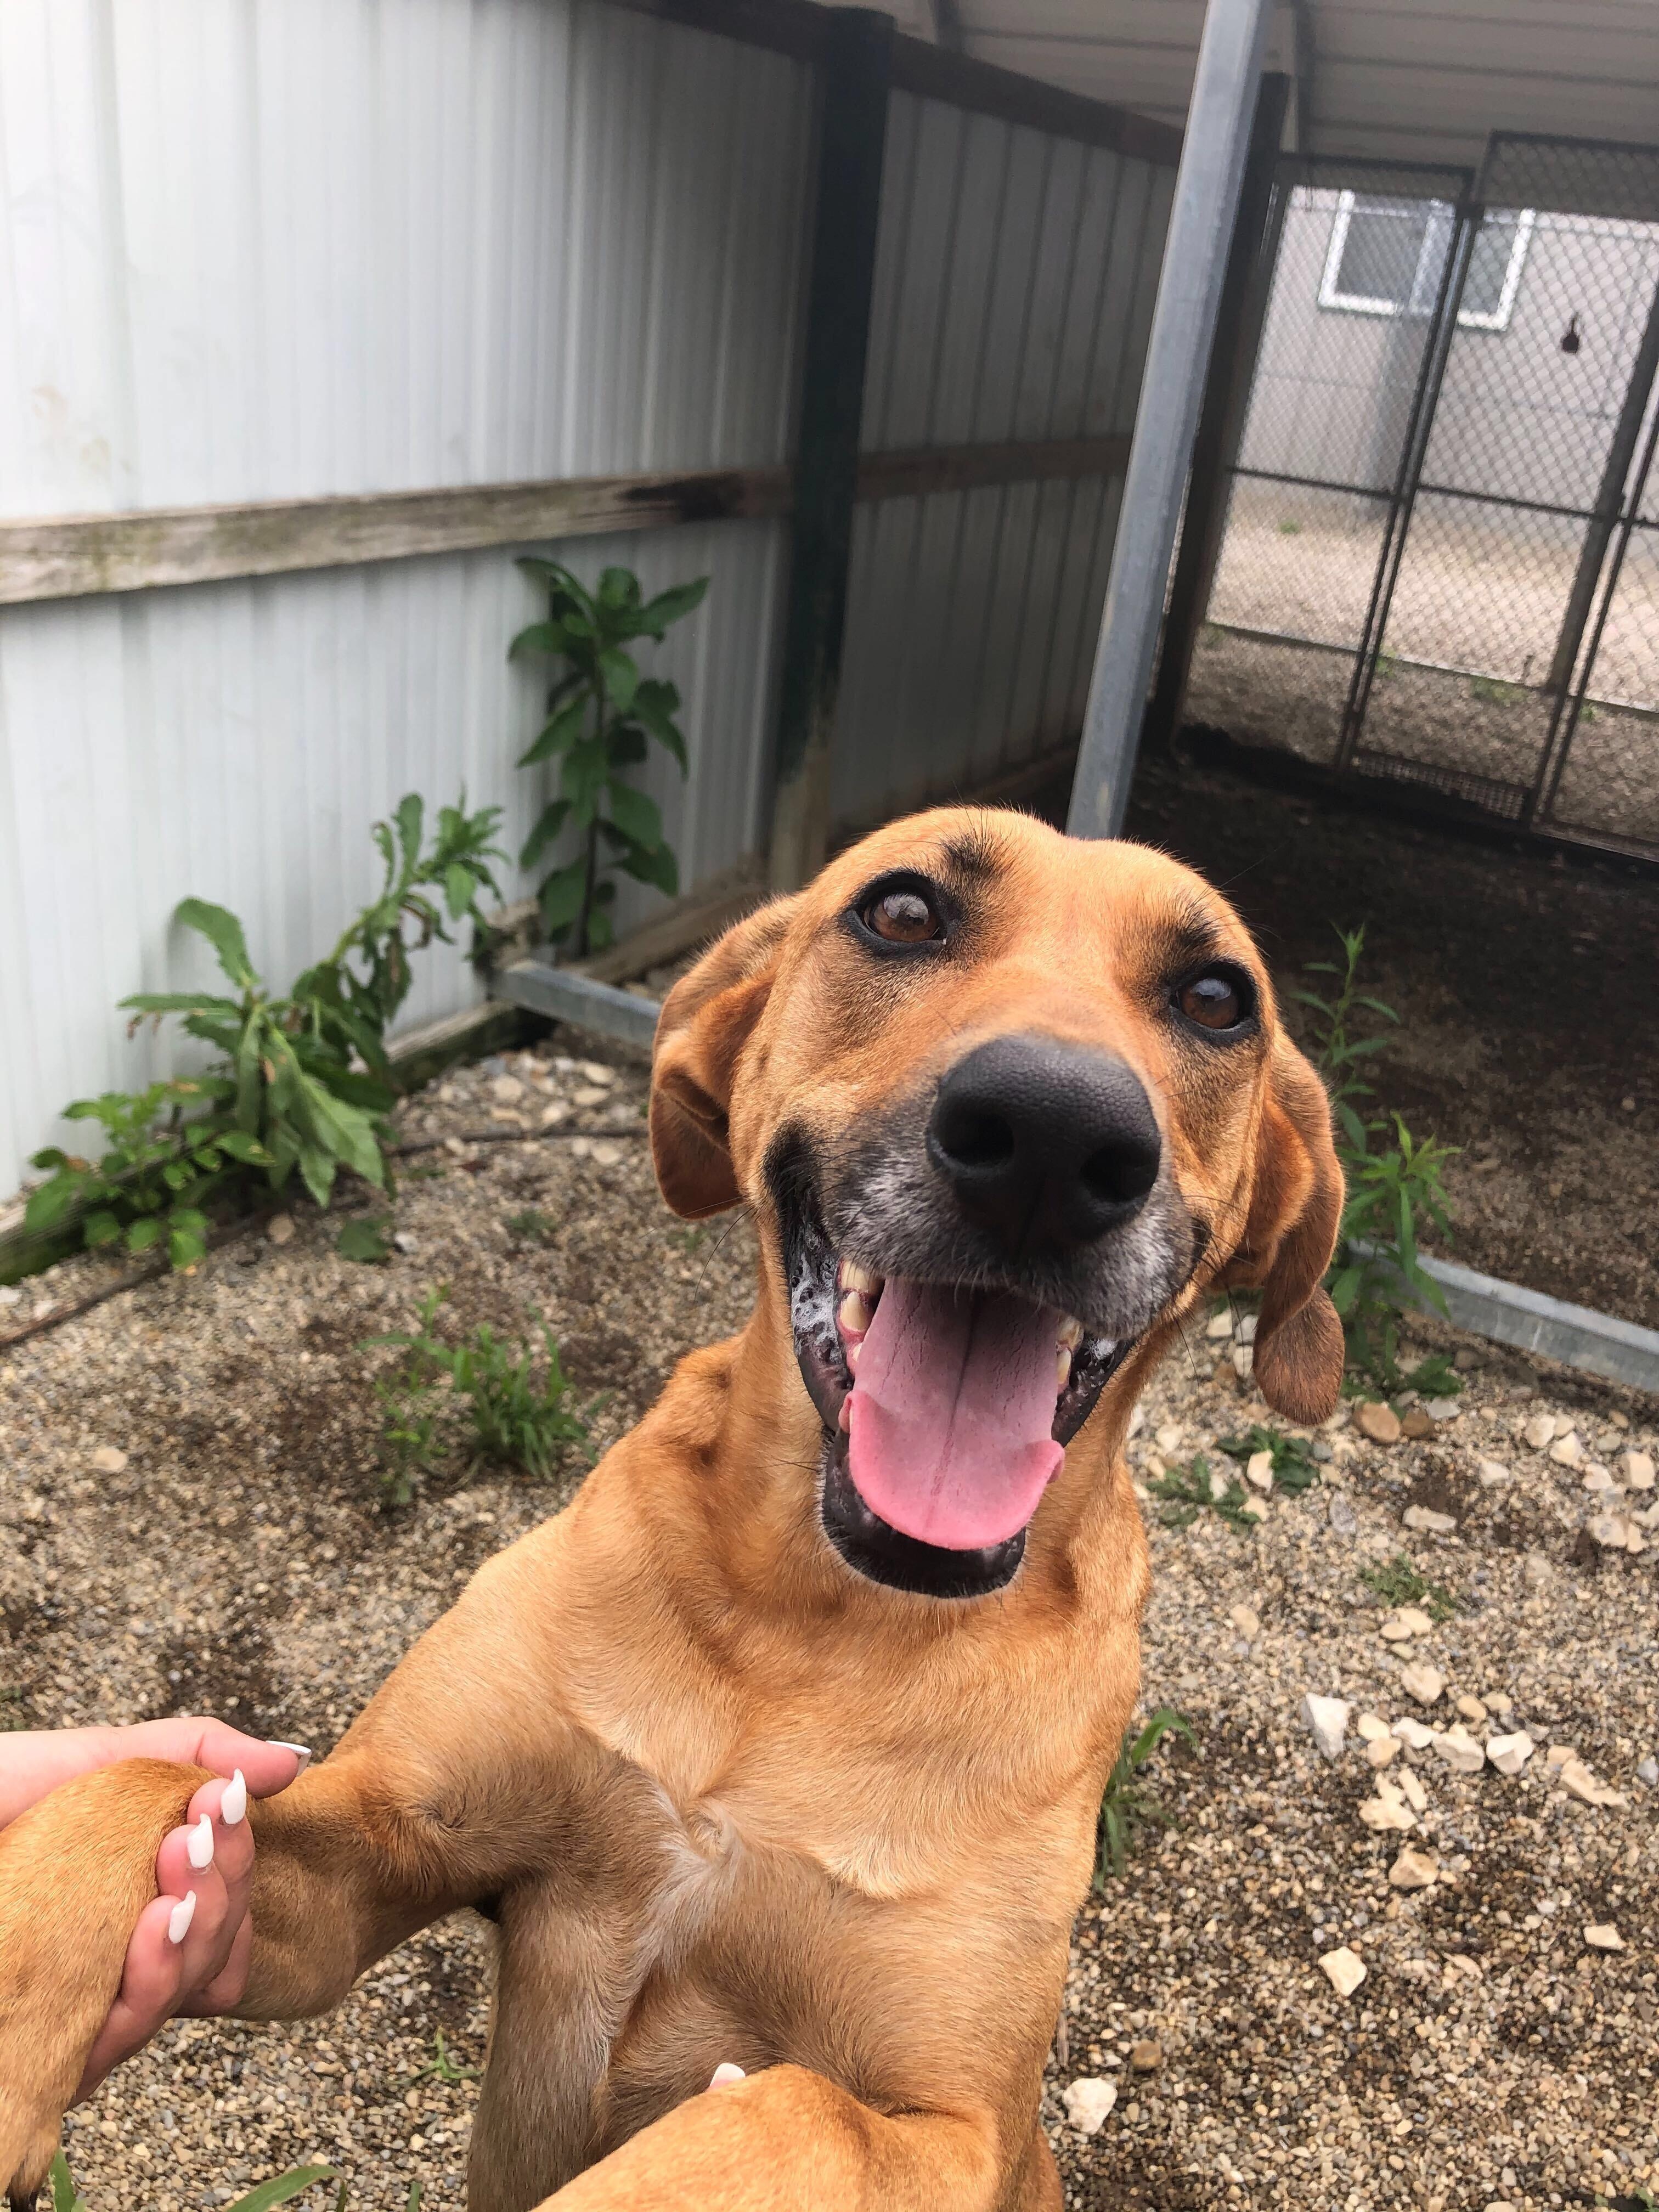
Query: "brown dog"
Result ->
[[0, 808, 1343, 2210]]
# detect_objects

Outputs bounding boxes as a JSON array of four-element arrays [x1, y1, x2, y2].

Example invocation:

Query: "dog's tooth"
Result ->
[[1056, 1346, 1072, 1393], [846, 1340, 861, 1373], [1056, 1314, 1084, 1351], [838, 1290, 872, 1335], [840, 1261, 883, 1297]]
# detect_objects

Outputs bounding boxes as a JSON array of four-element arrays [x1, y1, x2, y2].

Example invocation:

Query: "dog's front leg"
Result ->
[[534, 2064, 1019, 2212]]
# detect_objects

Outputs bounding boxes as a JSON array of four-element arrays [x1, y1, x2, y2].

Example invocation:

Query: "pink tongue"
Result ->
[[845, 1278, 1064, 1551]]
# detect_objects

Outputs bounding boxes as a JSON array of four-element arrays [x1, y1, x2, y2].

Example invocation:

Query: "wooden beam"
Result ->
[[0, 438, 1137, 607]]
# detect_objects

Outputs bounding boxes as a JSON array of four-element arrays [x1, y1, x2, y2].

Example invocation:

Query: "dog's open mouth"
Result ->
[[778, 1163, 1131, 1598]]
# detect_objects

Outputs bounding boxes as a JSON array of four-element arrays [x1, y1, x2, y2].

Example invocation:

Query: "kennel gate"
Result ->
[[1186, 134, 1659, 861]]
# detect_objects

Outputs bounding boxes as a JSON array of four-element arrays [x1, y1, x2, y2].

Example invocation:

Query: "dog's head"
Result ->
[[650, 809, 1344, 1599]]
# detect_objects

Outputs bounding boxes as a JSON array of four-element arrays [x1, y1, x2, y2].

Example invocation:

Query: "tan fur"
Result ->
[[0, 812, 1342, 2211]]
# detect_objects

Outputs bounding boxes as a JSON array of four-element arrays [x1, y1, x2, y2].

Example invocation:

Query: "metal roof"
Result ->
[[842, 0, 1659, 176]]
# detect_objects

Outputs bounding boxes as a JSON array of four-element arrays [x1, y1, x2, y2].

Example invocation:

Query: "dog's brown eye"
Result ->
[[1180, 973, 1243, 1029], [866, 890, 941, 944]]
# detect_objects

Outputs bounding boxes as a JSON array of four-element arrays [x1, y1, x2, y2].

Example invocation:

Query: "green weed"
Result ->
[[505, 1208, 555, 1245], [1148, 1456, 1256, 1534], [511, 560, 707, 958], [1296, 927, 1459, 1395], [408, 2029, 481, 2086], [365, 1288, 589, 1485], [1469, 673, 1527, 706], [1358, 1551, 1456, 1622], [1277, 518, 1302, 535], [1217, 1423, 1320, 1494], [1095, 1708, 1195, 1885]]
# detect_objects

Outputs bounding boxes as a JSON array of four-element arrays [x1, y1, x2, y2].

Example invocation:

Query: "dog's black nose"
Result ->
[[927, 1035, 1161, 1254]]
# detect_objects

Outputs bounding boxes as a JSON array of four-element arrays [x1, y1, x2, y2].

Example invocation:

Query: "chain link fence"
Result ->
[[1184, 135, 1659, 859]]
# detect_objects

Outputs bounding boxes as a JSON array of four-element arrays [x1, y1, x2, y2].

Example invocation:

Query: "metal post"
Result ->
[[1066, 0, 1278, 842], [1334, 191, 1477, 771], [1534, 377, 1659, 827], [1144, 71, 1290, 754], [767, 9, 893, 893]]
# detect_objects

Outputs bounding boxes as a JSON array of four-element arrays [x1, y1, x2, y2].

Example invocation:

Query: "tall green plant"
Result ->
[[510, 561, 706, 958], [26, 797, 504, 1265], [1295, 926, 1458, 1391]]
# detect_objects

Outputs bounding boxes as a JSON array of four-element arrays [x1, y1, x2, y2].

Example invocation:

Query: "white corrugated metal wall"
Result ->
[[832, 91, 1173, 824], [0, 0, 1175, 1199], [0, 0, 811, 1195]]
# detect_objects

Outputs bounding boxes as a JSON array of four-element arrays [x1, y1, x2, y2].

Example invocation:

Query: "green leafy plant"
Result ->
[[365, 1288, 590, 1482], [510, 561, 707, 957], [23, 1078, 260, 1270], [1147, 1455, 1256, 1534], [1217, 1423, 1321, 1495], [1358, 1551, 1456, 1622], [505, 1207, 555, 1245], [1277, 517, 1302, 535], [1295, 927, 1459, 1394], [337, 1217, 394, 1265], [1094, 1708, 1195, 1885], [50, 2153, 336, 2212], [26, 797, 504, 1271]]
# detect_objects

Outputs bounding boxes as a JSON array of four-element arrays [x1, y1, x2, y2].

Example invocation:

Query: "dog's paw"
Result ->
[[0, 1759, 205, 2201]]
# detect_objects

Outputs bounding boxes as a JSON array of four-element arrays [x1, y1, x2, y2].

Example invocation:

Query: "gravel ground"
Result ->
[[2, 1040, 1656, 2212]]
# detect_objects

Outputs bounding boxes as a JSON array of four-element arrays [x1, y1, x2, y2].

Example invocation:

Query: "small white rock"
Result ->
[[1062, 2076, 1118, 2135], [490, 1074, 525, 1105], [1389, 1847, 1439, 1892], [1392, 1717, 1436, 1750], [1588, 1511, 1635, 1550], [1548, 1431, 1584, 1468], [1367, 1735, 1401, 1770], [1432, 1726, 1486, 1775], [1400, 1663, 1446, 1707], [1155, 1423, 1184, 1454], [1359, 1795, 1416, 1832], [539, 1102, 571, 1129], [572, 1085, 612, 1109], [1228, 1604, 1260, 1640], [578, 1062, 616, 1086], [1301, 1694, 1351, 1763], [1398, 1767, 1429, 1813], [1245, 1448, 1274, 1493], [1240, 1494, 1268, 1521], [1319, 1946, 1367, 1997], [1205, 1308, 1234, 1340], [1424, 1397, 1461, 1421], [1635, 1756, 1658, 1787], [1455, 1694, 1488, 1724], [267, 1213, 295, 1246], [1476, 1458, 1511, 1486], [1486, 1730, 1534, 1776], [1522, 1413, 1557, 1450], [1403, 1504, 1456, 1534], [1235, 1312, 1259, 1345], [90, 1445, 128, 1475], [1583, 1466, 1616, 1494], [1356, 1712, 1392, 1742], [1620, 1449, 1655, 1490], [1231, 1342, 1254, 1380], [1583, 1923, 1624, 1952]]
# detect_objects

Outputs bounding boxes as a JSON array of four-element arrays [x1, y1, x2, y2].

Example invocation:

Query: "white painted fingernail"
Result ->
[[186, 1812, 215, 1869], [709, 2063, 746, 2089], [222, 1769, 247, 1826], [269, 1740, 312, 1775], [168, 1891, 197, 1944]]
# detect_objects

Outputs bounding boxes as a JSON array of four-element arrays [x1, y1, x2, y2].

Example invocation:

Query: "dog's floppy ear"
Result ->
[[650, 896, 800, 1218], [1221, 1042, 1347, 1424]]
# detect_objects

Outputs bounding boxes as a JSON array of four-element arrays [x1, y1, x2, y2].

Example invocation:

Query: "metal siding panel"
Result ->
[[0, 516, 786, 1190]]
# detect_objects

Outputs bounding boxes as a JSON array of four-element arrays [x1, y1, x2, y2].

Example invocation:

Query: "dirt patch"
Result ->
[[1095, 746, 1659, 1330]]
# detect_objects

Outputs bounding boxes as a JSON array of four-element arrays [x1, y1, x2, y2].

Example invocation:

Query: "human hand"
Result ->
[[0, 1718, 308, 2096]]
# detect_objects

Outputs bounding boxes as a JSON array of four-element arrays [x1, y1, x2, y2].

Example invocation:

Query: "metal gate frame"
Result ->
[[1171, 131, 1659, 863]]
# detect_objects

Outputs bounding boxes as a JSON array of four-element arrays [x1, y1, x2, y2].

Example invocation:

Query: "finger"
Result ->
[[153, 1825, 233, 1988], [187, 1772, 256, 1924], [116, 1719, 310, 1797], [181, 1911, 252, 2017], [75, 1894, 187, 2099]]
